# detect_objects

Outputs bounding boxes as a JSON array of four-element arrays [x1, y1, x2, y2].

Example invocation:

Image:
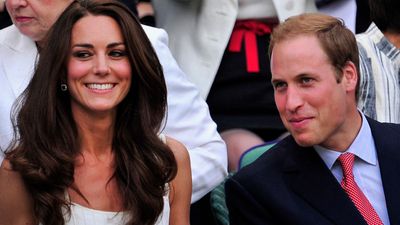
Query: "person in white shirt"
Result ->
[[356, 0, 400, 124]]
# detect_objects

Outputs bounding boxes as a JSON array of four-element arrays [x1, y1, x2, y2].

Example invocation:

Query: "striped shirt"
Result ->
[[356, 22, 400, 123]]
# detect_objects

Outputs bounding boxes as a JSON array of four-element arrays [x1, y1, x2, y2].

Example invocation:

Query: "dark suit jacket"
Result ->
[[226, 118, 400, 225]]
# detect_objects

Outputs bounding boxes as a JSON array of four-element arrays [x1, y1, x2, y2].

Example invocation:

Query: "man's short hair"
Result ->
[[269, 13, 359, 83], [369, 0, 400, 33]]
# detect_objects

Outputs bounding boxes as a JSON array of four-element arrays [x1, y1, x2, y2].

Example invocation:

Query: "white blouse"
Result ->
[[64, 194, 170, 225]]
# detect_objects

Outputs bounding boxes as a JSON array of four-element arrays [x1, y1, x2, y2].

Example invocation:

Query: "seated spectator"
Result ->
[[0, 1, 191, 224], [226, 13, 398, 225], [357, 0, 400, 123], [0, 0, 227, 203]]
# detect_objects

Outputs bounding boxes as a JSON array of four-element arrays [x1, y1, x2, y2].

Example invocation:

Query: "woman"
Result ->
[[0, 0, 191, 224], [1, 0, 226, 205]]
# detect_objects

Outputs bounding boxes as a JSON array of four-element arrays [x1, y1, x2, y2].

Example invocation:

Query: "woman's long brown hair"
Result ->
[[6, 0, 177, 224]]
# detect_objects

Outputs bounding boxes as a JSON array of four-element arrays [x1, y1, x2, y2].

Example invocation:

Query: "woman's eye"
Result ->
[[109, 50, 127, 58], [72, 51, 91, 58]]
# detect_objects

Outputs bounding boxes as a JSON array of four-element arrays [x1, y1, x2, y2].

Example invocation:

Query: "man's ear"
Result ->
[[342, 61, 358, 92]]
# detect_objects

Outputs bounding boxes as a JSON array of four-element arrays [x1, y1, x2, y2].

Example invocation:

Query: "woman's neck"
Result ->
[[73, 110, 116, 156]]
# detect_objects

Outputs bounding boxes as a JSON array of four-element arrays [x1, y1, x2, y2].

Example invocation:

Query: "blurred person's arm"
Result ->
[[142, 25, 228, 203]]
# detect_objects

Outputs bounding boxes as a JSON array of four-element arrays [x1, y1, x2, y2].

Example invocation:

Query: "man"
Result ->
[[357, 0, 400, 123], [226, 13, 400, 225], [0, 0, 227, 203]]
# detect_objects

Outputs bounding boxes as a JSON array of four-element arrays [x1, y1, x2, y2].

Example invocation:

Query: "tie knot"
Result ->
[[338, 152, 355, 178]]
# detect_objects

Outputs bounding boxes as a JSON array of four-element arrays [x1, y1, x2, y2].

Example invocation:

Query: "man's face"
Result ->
[[6, 0, 72, 42], [271, 35, 354, 149]]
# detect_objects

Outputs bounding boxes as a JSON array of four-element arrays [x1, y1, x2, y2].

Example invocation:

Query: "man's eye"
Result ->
[[301, 77, 313, 84], [273, 82, 287, 90]]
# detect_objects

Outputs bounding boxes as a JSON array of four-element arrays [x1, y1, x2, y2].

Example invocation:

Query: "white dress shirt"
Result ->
[[0, 25, 227, 203], [315, 113, 390, 224]]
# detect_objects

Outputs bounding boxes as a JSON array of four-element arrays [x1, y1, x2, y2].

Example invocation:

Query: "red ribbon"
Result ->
[[228, 20, 273, 73]]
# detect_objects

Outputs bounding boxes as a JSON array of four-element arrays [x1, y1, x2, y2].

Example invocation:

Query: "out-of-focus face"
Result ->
[[67, 15, 131, 117], [6, 0, 73, 42], [271, 35, 358, 150]]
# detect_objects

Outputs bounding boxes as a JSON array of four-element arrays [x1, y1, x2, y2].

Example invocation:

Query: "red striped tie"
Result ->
[[338, 153, 383, 225]]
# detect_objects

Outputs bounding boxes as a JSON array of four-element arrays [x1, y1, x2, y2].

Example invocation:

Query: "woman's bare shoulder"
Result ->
[[0, 159, 20, 186], [165, 137, 191, 225], [165, 136, 190, 164]]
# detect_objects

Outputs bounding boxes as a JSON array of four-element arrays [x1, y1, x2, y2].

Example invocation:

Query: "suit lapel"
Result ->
[[368, 118, 400, 225], [282, 139, 367, 225]]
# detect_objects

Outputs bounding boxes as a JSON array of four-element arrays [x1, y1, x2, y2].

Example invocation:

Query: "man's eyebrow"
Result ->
[[271, 77, 284, 85]]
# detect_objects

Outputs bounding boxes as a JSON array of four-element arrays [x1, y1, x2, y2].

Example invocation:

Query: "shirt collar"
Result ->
[[314, 112, 377, 169], [2, 25, 37, 53], [365, 22, 400, 62]]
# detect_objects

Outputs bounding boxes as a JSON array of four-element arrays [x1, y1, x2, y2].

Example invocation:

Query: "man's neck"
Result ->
[[383, 31, 400, 49]]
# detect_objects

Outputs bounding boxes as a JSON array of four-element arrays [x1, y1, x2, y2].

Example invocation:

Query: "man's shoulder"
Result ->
[[368, 117, 400, 133], [367, 118, 400, 148]]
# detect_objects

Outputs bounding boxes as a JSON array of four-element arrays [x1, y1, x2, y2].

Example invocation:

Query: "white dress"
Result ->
[[64, 194, 170, 225]]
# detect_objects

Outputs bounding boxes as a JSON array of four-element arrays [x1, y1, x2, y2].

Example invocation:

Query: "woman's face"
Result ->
[[67, 15, 132, 116], [6, 0, 73, 42]]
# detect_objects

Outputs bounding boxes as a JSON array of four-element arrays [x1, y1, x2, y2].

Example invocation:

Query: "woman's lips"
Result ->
[[15, 16, 33, 23]]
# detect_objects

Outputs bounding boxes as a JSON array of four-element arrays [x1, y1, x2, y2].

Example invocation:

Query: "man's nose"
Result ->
[[285, 86, 304, 113]]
